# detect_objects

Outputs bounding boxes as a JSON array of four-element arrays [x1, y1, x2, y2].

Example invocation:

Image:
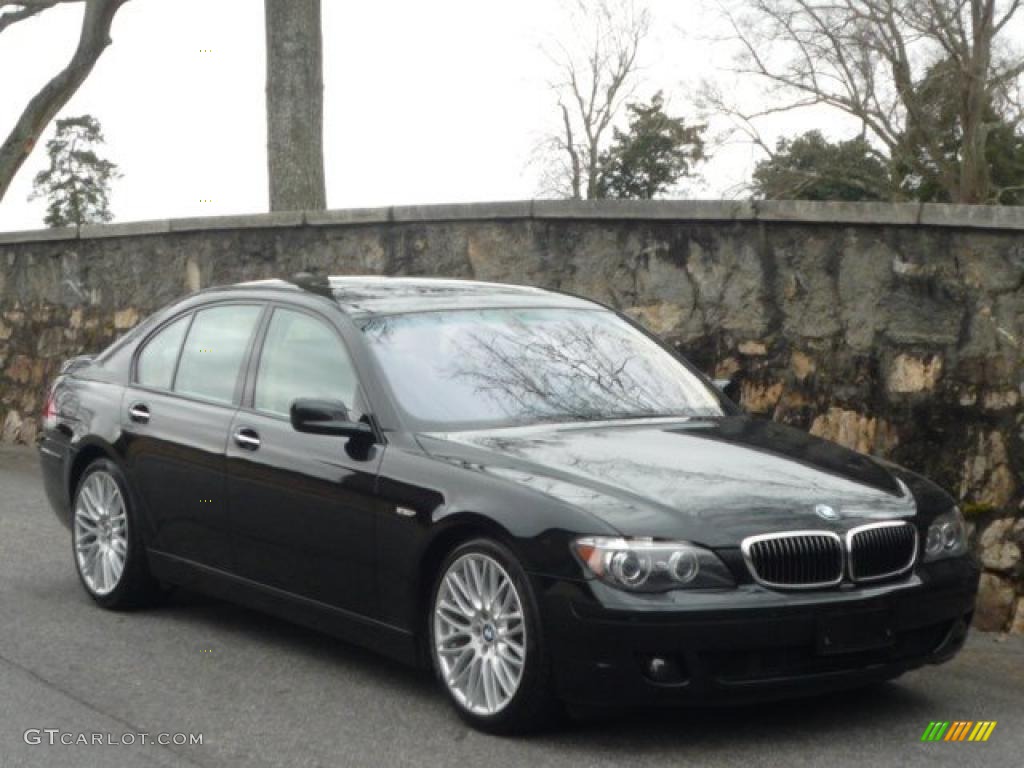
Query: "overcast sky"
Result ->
[[0, 0, 848, 232]]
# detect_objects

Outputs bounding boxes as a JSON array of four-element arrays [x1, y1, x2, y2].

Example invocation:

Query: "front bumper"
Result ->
[[536, 556, 979, 707]]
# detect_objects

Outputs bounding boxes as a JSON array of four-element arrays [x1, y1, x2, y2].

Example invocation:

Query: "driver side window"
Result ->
[[253, 308, 358, 418]]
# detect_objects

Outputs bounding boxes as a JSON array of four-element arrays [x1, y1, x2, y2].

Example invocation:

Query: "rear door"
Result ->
[[122, 302, 265, 570], [225, 304, 384, 617]]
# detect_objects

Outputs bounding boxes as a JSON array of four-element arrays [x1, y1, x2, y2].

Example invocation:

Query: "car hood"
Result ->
[[417, 416, 919, 547]]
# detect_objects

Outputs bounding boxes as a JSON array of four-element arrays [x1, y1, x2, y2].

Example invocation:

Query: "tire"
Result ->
[[71, 459, 163, 610], [428, 537, 559, 734]]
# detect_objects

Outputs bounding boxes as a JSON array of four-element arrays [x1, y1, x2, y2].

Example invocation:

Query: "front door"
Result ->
[[225, 306, 384, 617]]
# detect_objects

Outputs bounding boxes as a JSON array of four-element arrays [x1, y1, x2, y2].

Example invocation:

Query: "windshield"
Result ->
[[360, 307, 726, 431]]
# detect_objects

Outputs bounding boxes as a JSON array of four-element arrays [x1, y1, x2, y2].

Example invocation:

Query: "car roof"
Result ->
[[233, 276, 601, 318]]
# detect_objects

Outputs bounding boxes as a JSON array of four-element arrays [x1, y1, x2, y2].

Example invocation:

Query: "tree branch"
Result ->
[[0, 0, 81, 35], [0, 0, 127, 203], [993, 0, 1022, 32]]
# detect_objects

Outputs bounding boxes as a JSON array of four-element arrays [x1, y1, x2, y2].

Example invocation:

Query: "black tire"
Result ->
[[71, 459, 163, 610], [428, 537, 560, 734]]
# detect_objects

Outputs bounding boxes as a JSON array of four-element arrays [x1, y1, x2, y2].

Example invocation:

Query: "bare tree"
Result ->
[[265, 0, 326, 211], [0, 0, 127, 204], [538, 0, 651, 199], [708, 0, 1024, 203]]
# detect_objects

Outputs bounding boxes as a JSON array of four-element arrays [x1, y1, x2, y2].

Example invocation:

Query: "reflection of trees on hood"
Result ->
[[445, 316, 682, 422]]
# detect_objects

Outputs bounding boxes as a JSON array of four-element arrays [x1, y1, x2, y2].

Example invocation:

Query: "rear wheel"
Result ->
[[72, 459, 162, 609], [429, 538, 558, 733]]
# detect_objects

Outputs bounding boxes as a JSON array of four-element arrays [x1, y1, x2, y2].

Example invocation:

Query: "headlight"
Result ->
[[923, 507, 968, 561], [572, 537, 735, 592]]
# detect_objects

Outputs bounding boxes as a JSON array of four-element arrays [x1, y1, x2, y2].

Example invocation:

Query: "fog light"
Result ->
[[640, 654, 687, 684]]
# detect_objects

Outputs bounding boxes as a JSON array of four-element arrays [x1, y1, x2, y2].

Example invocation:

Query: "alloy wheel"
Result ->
[[433, 552, 527, 716], [73, 471, 128, 596]]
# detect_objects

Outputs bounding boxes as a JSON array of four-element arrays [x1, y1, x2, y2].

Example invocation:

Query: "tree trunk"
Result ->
[[959, 1, 994, 204], [0, 0, 127, 204], [265, 0, 326, 212], [959, 99, 991, 204], [586, 139, 599, 199], [559, 103, 581, 199]]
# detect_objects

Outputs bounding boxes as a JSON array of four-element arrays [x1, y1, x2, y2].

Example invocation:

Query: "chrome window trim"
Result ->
[[740, 530, 844, 590], [845, 520, 918, 583]]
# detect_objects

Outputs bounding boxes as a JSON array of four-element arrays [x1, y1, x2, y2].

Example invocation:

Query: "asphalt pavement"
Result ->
[[1, 443, 1021, 768]]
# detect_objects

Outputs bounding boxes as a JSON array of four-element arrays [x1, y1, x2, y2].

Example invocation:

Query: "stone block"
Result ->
[[757, 200, 921, 225], [979, 518, 1022, 572], [1010, 598, 1024, 635], [790, 350, 816, 380], [169, 211, 303, 233], [1, 410, 21, 442], [80, 219, 171, 239], [738, 340, 767, 356], [741, 380, 784, 414], [974, 573, 1016, 631], [304, 207, 392, 226], [887, 354, 943, 393], [919, 203, 1024, 230], [114, 308, 139, 330], [0, 226, 76, 244], [532, 199, 756, 221], [809, 408, 898, 455], [393, 201, 532, 222]]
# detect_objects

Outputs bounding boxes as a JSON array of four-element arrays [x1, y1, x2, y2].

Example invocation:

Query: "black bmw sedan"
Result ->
[[39, 275, 979, 733]]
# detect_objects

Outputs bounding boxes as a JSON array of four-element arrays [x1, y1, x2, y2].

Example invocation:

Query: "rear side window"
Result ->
[[254, 308, 358, 417], [136, 315, 190, 390], [174, 305, 262, 404]]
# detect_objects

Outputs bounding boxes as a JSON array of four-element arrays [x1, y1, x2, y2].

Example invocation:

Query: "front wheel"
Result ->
[[429, 538, 558, 734]]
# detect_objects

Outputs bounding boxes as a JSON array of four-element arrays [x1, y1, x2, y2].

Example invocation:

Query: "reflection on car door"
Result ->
[[225, 305, 384, 618], [123, 303, 264, 571]]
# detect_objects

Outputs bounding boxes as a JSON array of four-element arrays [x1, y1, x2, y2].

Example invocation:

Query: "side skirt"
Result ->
[[147, 549, 420, 666]]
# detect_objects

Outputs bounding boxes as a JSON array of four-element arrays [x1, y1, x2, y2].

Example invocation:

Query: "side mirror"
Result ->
[[290, 398, 374, 439]]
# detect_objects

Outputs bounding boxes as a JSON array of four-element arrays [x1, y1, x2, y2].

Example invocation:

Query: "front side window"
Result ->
[[136, 315, 190, 390], [173, 304, 262, 404], [361, 307, 725, 431], [253, 308, 358, 417]]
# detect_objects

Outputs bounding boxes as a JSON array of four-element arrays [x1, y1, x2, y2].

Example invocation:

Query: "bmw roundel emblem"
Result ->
[[815, 504, 840, 521]]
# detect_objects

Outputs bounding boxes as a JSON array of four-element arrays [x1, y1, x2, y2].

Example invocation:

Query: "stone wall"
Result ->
[[1, 199, 1022, 631]]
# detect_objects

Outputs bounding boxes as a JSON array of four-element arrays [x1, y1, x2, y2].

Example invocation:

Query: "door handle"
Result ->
[[128, 403, 150, 424], [234, 427, 260, 450]]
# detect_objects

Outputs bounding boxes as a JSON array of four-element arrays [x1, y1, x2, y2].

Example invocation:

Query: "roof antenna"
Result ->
[[289, 271, 332, 297]]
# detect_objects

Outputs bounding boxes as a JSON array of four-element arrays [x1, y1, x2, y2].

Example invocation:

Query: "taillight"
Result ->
[[42, 388, 58, 430]]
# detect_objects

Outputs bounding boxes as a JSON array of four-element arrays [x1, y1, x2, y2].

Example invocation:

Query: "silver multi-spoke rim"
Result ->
[[433, 553, 527, 716], [73, 471, 128, 596]]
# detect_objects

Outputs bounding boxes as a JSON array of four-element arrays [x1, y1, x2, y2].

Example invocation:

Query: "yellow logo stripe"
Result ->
[[967, 721, 997, 741]]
